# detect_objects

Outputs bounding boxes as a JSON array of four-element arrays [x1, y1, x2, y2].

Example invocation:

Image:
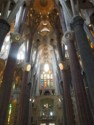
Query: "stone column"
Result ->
[[17, 65, 31, 125], [58, 3, 67, 33], [56, 38, 75, 125], [71, 16, 94, 110], [63, 31, 94, 125], [31, 49, 38, 97], [14, 5, 25, 33], [52, 45, 67, 125], [0, 33, 22, 125], [16, 7, 41, 124], [0, 19, 10, 51], [16, 35, 32, 125], [60, 63, 75, 125], [3, 0, 11, 20]]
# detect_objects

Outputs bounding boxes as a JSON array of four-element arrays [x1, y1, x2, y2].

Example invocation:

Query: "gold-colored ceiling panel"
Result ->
[[38, 20, 53, 36], [33, 0, 55, 15]]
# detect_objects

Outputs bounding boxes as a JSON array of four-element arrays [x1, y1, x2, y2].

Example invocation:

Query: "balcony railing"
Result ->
[[39, 115, 56, 121]]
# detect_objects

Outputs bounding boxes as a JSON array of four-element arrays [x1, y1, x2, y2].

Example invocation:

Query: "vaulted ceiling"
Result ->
[[28, 0, 62, 68], [0, 0, 94, 71]]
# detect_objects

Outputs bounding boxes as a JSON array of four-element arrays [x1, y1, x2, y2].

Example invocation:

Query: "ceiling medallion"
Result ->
[[33, 0, 54, 15]]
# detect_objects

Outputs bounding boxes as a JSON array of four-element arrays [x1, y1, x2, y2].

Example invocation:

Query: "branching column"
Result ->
[[56, 38, 75, 125], [63, 31, 94, 125], [72, 16, 94, 110], [17, 65, 31, 125], [16, 34, 32, 125], [0, 33, 22, 125], [61, 66, 75, 125], [17, 9, 41, 124], [52, 45, 67, 125]]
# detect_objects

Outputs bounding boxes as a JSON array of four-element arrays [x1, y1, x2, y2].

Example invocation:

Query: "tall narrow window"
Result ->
[[40, 71, 54, 89]]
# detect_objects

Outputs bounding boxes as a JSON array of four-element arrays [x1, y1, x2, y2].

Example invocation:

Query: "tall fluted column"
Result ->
[[63, 31, 94, 125], [16, 34, 32, 125], [16, 12, 41, 124], [52, 46, 67, 125], [60, 62, 75, 125], [0, 19, 10, 51], [17, 65, 31, 125], [56, 38, 75, 125], [0, 33, 22, 125], [72, 16, 94, 110]]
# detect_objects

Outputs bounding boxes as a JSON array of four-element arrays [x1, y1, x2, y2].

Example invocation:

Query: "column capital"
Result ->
[[71, 16, 84, 28], [63, 31, 74, 44], [10, 32, 23, 45]]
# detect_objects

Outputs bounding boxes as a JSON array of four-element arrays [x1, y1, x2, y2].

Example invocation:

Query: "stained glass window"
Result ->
[[40, 71, 53, 89]]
